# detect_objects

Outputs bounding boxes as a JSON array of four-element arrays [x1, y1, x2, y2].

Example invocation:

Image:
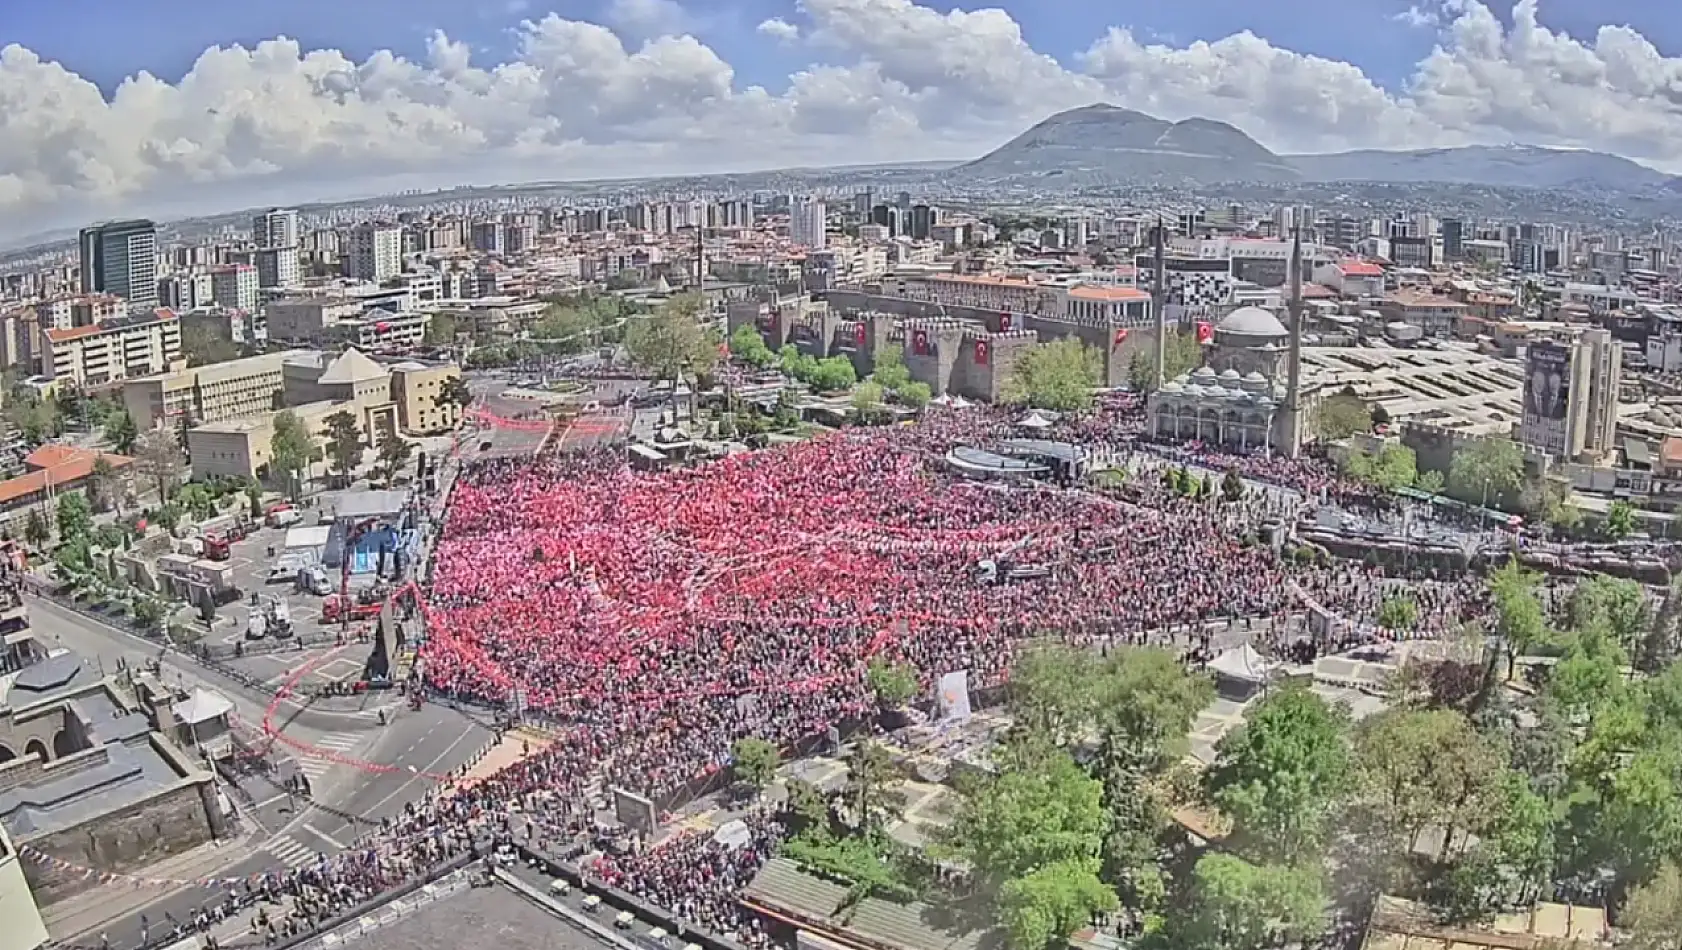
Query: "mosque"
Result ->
[[1145, 239, 1324, 456]]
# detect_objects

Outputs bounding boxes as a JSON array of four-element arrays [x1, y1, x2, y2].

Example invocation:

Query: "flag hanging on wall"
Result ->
[[974, 340, 990, 364]]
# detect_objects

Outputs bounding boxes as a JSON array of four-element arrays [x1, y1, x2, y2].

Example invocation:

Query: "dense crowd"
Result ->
[[134, 401, 1517, 950]]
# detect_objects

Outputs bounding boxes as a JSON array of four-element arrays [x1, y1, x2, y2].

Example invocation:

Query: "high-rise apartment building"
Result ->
[[251, 208, 301, 289], [1519, 328, 1622, 461], [210, 264, 260, 310], [790, 199, 827, 249], [346, 224, 403, 282], [1441, 219, 1465, 261], [470, 222, 505, 254], [78, 219, 159, 312]]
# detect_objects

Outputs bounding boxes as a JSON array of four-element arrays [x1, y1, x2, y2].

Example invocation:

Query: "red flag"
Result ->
[[999, 314, 1013, 331], [376, 321, 390, 332], [912, 330, 930, 355], [1195, 321, 1213, 344], [854, 324, 866, 345], [974, 340, 990, 364], [1112, 328, 1129, 348]]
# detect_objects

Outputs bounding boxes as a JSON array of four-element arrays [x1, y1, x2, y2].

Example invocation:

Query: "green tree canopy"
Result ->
[[1377, 593, 1420, 633], [1126, 330, 1202, 392], [103, 410, 138, 454], [1168, 853, 1326, 950], [323, 411, 364, 485], [944, 742, 1109, 884], [1317, 390, 1373, 441], [55, 493, 93, 542], [1621, 862, 1682, 950], [865, 658, 919, 708], [1204, 685, 1351, 863], [1345, 443, 1419, 493], [871, 344, 912, 391], [1003, 338, 1101, 413], [730, 737, 781, 791], [729, 324, 776, 368], [270, 410, 314, 500], [1448, 437, 1525, 509], [625, 293, 718, 380], [997, 859, 1118, 950]]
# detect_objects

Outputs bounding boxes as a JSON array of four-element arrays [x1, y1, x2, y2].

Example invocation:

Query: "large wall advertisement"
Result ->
[[1525, 342, 1570, 422]]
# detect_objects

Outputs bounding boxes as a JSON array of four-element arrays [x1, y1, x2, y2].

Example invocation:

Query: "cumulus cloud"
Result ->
[[2, 0, 1682, 235], [757, 17, 802, 42]]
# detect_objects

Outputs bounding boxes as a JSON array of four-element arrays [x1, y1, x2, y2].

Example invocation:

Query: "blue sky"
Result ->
[[4, 0, 1678, 97]]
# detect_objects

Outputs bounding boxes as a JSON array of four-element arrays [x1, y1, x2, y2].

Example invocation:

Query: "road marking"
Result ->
[[359, 723, 482, 820], [303, 823, 348, 850], [264, 834, 321, 869]]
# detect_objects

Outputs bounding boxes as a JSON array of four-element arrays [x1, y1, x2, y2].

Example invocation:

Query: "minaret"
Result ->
[[1283, 226, 1306, 458], [1152, 216, 1167, 389], [692, 224, 705, 290]]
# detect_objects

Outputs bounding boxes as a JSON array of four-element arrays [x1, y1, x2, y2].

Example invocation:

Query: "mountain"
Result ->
[[956, 105, 1678, 192], [957, 103, 1300, 184], [1286, 145, 1677, 191]]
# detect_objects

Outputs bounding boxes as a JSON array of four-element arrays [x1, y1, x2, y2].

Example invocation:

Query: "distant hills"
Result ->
[[956, 103, 1678, 192]]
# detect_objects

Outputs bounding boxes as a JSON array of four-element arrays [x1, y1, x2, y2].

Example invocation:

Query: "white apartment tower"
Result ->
[[791, 199, 827, 250], [346, 224, 403, 282], [252, 207, 301, 289]]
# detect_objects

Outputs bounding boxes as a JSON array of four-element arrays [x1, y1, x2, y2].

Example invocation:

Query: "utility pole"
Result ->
[[1284, 226, 1306, 458]]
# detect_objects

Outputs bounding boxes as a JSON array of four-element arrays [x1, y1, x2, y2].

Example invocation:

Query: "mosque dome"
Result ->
[[1215, 306, 1289, 343], [1218, 368, 1242, 386]]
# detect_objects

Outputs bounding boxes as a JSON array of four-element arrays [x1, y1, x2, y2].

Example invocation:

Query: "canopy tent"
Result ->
[[1017, 412, 1055, 429], [173, 687, 234, 725], [1207, 644, 1280, 685]]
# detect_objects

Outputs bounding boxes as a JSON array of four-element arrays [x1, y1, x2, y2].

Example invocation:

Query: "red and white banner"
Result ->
[[974, 340, 990, 365]]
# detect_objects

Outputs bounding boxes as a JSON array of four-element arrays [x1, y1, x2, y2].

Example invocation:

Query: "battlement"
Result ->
[[965, 328, 1038, 344], [899, 317, 973, 333], [1037, 312, 1157, 331]]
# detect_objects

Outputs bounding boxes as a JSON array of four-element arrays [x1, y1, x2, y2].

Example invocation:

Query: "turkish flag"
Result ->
[[999, 314, 1013, 332], [1112, 328, 1129, 348], [975, 340, 990, 364], [854, 324, 866, 345], [376, 321, 390, 332], [913, 330, 930, 355], [1196, 321, 1214, 344]]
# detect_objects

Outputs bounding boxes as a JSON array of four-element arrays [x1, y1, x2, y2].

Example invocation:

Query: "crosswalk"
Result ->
[[295, 732, 364, 781], [264, 833, 325, 869]]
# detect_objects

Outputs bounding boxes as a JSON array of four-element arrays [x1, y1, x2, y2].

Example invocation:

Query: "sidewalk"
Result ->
[[43, 825, 260, 942]]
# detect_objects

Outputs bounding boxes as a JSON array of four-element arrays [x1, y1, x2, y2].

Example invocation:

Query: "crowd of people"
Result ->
[[119, 398, 1527, 950]]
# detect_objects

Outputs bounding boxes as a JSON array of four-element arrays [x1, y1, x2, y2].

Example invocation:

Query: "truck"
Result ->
[[322, 595, 383, 624], [295, 566, 332, 596]]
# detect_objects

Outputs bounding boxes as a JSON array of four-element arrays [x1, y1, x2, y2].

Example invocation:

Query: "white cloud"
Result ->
[[3, 0, 1682, 236], [756, 17, 801, 42], [602, 0, 691, 40]]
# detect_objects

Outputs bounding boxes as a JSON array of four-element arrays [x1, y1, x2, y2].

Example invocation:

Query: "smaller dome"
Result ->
[[1172, 373, 1192, 385], [1192, 365, 1218, 379], [1219, 368, 1241, 380], [1242, 371, 1266, 383]]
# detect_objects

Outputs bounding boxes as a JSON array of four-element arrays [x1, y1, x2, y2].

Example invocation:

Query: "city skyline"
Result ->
[[0, 0, 1680, 237]]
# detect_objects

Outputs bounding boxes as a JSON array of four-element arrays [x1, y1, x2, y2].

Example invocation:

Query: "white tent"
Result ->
[[173, 688, 234, 725], [1207, 644, 1280, 684], [1018, 411, 1056, 429]]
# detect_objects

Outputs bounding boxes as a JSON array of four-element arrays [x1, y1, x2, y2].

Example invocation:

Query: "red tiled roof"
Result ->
[[1339, 261, 1385, 277], [0, 447, 133, 506]]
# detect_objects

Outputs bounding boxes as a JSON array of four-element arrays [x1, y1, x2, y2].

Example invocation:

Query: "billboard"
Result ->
[[1525, 343, 1570, 422]]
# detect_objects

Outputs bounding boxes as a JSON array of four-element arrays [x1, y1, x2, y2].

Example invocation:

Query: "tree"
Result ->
[[1377, 593, 1419, 633], [1317, 390, 1373, 441], [851, 381, 887, 423], [1221, 468, 1245, 503], [133, 597, 165, 633], [1003, 338, 1101, 412], [23, 508, 49, 549], [806, 356, 858, 392], [180, 324, 240, 367], [1126, 330, 1202, 392], [1204, 685, 1350, 863], [424, 311, 459, 346], [377, 436, 415, 484], [270, 410, 314, 500], [1621, 862, 1682, 950], [945, 743, 1109, 884], [1569, 575, 1651, 656], [323, 411, 363, 487], [1351, 708, 1505, 862], [624, 293, 716, 381], [1416, 469, 1445, 496], [871, 344, 911, 391], [997, 859, 1117, 950], [133, 429, 184, 502], [1345, 443, 1419, 493], [88, 456, 123, 515], [174, 483, 217, 521], [435, 375, 473, 417], [1606, 500, 1638, 539], [1447, 437, 1525, 509], [102, 410, 138, 454], [1371, 403, 1392, 426], [1169, 853, 1326, 950], [729, 324, 776, 368], [865, 658, 918, 709], [842, 740, 902, 835], [55, 493, 93, 542], [3, 387, 62, 445], [245, 481, 264, 520], [731, 738, 781, 793], [1488, 560, 1548, 682], [895, 381, 932, 409]]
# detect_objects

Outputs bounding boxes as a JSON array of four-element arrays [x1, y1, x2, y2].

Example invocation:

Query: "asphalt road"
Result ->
[[26, 597, 492, 950]]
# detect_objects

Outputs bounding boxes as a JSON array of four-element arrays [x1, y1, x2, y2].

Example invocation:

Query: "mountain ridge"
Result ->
[[956, 103, 1677, 191]]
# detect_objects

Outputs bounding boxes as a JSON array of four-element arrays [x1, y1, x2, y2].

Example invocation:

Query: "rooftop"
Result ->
[[0, 447, 134, 507], [349, 881, 612, 950]]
